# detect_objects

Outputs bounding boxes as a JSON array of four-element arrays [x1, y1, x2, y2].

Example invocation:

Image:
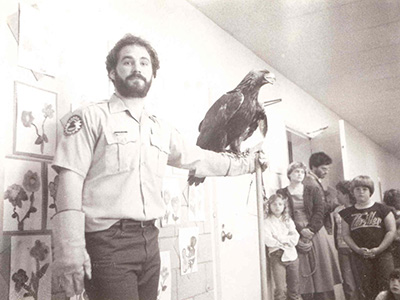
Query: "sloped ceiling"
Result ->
[[187, 0, 400, 159]]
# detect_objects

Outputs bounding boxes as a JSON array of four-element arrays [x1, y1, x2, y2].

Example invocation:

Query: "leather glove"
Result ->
[[225, 142, 269, 176], [52, 210, 91, 297]]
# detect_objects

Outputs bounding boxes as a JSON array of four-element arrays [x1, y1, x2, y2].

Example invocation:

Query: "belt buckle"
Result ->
[[140, 221, 146, 228]]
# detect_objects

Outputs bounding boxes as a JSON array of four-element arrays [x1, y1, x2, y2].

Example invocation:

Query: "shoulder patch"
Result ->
[[64, 115, 83, 136]]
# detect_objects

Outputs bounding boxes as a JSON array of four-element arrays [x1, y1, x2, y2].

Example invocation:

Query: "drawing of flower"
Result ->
[[12, 240, 50, 300], [21, 103, 54, 154], [42, 104, 54, 118], [23, 171, 41, 193], [21, 111, 34, 127], [4, 184, 28, 208], [160, 267, 169, 291], [4, 170, 39, 231], [30, 240, 50, 262], [12, 269, 29, 292], [48, 175, 59, 213]]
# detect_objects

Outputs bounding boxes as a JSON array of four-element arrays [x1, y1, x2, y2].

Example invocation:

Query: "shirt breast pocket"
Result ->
[[149, 130, 170, 177], [105, 131, 137, 174]]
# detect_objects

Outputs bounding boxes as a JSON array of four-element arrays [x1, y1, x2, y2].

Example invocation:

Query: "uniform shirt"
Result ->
[[264, 215, 300, 262], [53, 94, 253, 232], [339, 202, 392, 250]]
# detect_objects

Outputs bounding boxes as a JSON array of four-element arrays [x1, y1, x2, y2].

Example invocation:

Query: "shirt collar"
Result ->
[[108, 94, 128, 114], [309, 171, 321, 182], [108, 93, 155, 123]]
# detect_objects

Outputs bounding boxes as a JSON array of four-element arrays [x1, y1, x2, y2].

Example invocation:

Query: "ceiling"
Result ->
[[187, 0, 400, 159]]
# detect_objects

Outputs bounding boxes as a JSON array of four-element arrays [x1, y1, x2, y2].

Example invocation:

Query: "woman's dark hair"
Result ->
[[383, 189, 400, 210], [309, 152, 332, 168], [106, 34, 160, 80], [336, 180, 356, 204]]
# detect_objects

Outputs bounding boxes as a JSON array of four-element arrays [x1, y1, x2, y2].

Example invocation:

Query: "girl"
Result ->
[[278, 162, 341, 300], [340, 175, 396, 300], [264, 193, 301, 300], [375, 268, 400, 300]]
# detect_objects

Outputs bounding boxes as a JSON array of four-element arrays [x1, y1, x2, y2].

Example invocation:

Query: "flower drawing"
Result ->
[[157, 266, 170, 299], [23, 171, 41, 193], [4, 184, 28, 208], [48, 175, 59, 213], [11, 269, 29, 292], [30, 240, 50, 262], [21, 103, 54, 154], [4, 170, 39, 231], [12, 239, 50, 300]]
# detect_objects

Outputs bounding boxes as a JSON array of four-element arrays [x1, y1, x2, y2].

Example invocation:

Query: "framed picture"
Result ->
[[14, 81, 57, 160], [179, 227, 199, 275], [160, 178, 182, 227], [9, 234, 52, 300], [157, 251, 171, 300], [3, 157, 45, 232]]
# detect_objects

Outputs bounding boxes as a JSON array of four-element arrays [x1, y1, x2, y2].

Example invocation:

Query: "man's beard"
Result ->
[[113, 72, 152, 98]]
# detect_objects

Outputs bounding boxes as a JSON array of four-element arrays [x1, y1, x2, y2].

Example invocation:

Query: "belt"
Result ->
[[117, 219, 156, 229]]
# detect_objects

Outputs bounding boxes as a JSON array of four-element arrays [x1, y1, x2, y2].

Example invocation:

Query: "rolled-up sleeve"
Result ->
[[52, 109, 96, 177]]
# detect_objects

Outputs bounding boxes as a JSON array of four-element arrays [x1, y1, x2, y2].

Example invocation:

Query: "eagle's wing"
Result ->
[[196, 91, 244, 151]]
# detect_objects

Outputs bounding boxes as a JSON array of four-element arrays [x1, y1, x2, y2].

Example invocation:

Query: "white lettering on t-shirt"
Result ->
[[350, 211, 382, 230]]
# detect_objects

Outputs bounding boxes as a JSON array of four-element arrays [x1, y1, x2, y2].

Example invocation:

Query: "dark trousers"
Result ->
[[338, 248, 360, 300], [84, 220, 160, 300], [269, 250, 302, 300], [352, 250, 394, 300]]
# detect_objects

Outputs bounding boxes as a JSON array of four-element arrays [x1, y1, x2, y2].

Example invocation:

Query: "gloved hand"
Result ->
[[226, 142, 269, 175], [52, 210, 91, 297]]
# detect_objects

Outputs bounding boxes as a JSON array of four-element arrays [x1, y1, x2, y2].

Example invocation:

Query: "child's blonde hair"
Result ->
[[266, 193, 291, 222]]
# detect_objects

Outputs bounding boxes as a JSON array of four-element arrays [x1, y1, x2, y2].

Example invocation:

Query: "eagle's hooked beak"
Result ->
[[264, 72, 276, 84]]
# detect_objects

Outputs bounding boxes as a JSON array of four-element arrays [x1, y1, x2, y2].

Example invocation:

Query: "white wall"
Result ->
[[341, 120, 400, 202], [2, 0, 400, 299]]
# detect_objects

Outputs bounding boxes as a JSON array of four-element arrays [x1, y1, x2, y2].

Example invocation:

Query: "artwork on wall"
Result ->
[[18, 3, 59, 76], [157, 251, 171, 300], [46, 164, 59, 229], [187, 184, 205, 222], [9, 234, 52, 300], [14, 81, 57, 160], [179, 227, 199, 275], [160, 178, 182, 227], [3, 157, 44, 232]]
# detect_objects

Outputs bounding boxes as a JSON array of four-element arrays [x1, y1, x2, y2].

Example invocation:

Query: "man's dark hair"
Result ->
[[309, 152, 332, 168], [106, 34, 160, 80]]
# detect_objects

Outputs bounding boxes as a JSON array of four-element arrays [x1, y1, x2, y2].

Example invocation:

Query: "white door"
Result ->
[[212, 113, 289, 300]]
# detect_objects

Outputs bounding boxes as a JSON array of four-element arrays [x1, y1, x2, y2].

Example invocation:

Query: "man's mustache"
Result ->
[[126, 73, 146, 82]]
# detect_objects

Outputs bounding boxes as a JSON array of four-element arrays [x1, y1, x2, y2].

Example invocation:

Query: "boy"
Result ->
[[340, 175, 396, 300]]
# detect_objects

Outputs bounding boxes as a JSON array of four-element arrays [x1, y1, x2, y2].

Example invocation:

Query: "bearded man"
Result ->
[[51, 34, 268, 300]]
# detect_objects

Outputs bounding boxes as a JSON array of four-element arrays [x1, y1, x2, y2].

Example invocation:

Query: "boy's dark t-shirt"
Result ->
[[339, 202, 391, 249]]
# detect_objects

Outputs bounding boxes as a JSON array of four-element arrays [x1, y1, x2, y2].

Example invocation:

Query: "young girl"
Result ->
[[340, 175, 397, 300], [264, 193, 301, 300], [375, 268, 400, 300]]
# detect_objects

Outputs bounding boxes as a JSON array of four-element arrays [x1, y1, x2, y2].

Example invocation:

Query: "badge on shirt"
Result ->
[[64, 115, 83, 136]]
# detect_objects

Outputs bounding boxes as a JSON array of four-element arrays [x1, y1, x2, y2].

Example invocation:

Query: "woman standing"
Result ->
[[278, 162, 341, 300]]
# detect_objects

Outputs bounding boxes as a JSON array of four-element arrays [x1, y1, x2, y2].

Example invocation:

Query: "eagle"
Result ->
[[188, 69, 275, 186]]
